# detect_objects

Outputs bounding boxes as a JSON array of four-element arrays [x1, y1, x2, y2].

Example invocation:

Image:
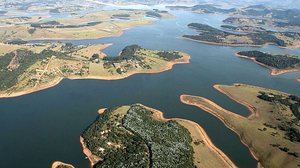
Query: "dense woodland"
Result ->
[[103, 45, 141, 62], [31, 21, 102, 29], [123, 105, 194, 168], [82, 104, 195, 168], [237, 51, 300, 69], [146, 11, 162, 18]]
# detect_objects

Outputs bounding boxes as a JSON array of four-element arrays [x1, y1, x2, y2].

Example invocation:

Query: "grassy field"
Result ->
[[181, 84, 300, 168]]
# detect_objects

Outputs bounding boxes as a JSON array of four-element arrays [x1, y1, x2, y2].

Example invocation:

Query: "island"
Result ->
[[0, 43, 190, 98], [182, 23, 300, 48], [236, 51, 300, 75], [78, 104, 236, 168], [181, 84, 300, 168]]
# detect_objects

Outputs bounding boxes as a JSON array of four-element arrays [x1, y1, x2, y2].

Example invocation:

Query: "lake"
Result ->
[[1, 10, 300, 168]]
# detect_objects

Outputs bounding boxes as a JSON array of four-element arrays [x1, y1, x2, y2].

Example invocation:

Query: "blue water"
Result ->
[[1, 10, 300, 168]]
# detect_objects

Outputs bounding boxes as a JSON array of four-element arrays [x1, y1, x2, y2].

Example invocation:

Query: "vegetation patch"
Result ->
[[237, 51, 300, 69]]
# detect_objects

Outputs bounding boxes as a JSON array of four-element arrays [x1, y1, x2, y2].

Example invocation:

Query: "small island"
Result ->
[[181, 84, 300, 168], [0, 43, 190, 98], [236, 51, 300, 75], [182, 23, 300, 48], [80, 104, 236, 168]]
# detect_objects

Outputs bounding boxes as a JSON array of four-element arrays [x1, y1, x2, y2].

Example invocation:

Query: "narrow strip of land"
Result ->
[[180, 84, 300, 168]]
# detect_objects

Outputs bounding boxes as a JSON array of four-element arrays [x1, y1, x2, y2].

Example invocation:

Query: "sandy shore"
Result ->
[[138, 104, 237, 168], [297, 77, 300, 83], [80, 136, 102, 167], [235, 53, 300, 76], [180, 36, 300, 49], [0, 53, 190, 98], [51, 161, 75, 168], [0, 77, 63, 98], [98, 108, 107, 114]]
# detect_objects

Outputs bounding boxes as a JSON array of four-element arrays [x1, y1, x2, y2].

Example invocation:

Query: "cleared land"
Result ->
[[0, 44, 190, 98], [80, 104, 236, 168], [181, 84, 300, 168]]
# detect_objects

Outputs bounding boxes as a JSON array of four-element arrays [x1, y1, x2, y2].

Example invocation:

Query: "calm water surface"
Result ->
[[1, 10, 300, 168]]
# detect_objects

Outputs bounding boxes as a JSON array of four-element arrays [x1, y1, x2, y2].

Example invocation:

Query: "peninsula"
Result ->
[[181, 84, 300, 168], [79, 104, 236, 168], [0, 9, 173, 42], [0, 43, 190, 98], [183, 23, 300, 48], [236, 51, 300, 75], [168, 4, 300, 31]]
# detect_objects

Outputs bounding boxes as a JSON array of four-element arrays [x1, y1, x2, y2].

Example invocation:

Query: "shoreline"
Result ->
[[179, 36, 300, 49], [180, 94, 261, 167], [138, 104, 237, 168], [51, 161, 75, 168], [0, 53, 190, 98], [0, 77, 64, 98], [235, 53, 300, 76]]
